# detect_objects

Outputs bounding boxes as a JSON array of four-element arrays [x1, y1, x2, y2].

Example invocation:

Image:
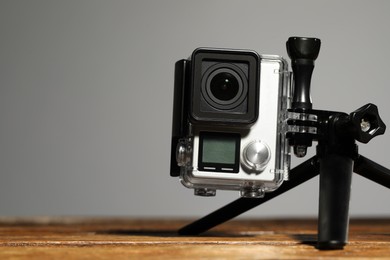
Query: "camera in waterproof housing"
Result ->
[[170, 48, 291, 198]]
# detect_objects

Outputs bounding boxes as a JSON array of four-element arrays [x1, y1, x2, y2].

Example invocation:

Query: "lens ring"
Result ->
[[201, 63, 248, 110]]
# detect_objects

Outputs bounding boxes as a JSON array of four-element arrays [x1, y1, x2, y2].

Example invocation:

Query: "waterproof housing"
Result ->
[[170, 48, 291, 198]]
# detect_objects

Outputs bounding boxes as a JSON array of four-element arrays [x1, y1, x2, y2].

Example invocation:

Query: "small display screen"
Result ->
[[202, 136, 236, 164], [198, 132, 240, 173]]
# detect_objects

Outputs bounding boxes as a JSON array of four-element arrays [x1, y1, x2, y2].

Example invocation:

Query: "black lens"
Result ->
[[201, 63, 247, 110], [210, 72, 239, 101]]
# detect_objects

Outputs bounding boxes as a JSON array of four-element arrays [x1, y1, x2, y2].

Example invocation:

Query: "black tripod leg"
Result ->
[[317, 154, 353, 250], [179, 156, 319, 235], [354, 155, 390, 189]]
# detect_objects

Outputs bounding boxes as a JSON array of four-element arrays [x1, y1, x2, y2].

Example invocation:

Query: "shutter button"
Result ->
[[243, 140, 271, 172]]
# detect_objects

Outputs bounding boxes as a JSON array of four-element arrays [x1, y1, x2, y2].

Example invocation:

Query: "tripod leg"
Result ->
[[354, 155, 390, 189], [317, 154, 353, 250], [179, 156, 319, 235]]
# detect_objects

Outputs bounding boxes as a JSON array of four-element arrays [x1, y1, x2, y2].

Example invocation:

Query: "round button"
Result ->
[[243, 141, 271, 172]]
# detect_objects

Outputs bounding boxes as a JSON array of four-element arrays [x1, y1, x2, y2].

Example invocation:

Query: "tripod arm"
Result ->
[[354, 155, 390, 189], [179, 156, 319, 235]]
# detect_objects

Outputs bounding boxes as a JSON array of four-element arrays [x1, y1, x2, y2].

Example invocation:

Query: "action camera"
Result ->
[[170, 48, 291, 198]]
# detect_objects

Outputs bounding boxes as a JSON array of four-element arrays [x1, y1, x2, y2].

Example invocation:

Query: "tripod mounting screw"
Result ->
[[350, 103, 386, 143], [286, 37, 321, 111], [286, 36, 321, 157]]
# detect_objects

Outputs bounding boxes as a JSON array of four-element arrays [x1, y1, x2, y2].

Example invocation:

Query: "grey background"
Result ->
[[0, 0, 389, 218]]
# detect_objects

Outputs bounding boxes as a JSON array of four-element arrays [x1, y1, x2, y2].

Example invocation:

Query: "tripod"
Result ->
[[178, 37, 390, 250]]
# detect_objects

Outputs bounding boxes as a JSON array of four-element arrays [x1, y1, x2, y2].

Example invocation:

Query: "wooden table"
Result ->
[[0, 217, 389, 259]]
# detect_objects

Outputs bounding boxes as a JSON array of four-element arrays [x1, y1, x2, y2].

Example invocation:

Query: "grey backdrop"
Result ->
[[0, 0, 389, 218]]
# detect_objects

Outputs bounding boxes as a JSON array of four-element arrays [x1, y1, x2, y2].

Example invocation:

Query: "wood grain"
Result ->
[[0, 218, 389, 259]]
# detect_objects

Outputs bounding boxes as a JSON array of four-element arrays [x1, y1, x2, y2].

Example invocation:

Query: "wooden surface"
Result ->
[[0, 217, 389, 259]]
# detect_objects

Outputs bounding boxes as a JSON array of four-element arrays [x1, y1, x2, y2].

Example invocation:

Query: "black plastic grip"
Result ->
[[318, 154, 353, 250]]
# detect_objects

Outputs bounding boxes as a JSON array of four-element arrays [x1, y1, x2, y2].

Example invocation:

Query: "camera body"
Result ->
[[170, 48, 291, 198]]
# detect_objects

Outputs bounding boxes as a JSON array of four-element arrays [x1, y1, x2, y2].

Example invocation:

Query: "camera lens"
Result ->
[[191, 49, 259, 124], [202, 63, 248, 110], [209, 72, 239, 101]]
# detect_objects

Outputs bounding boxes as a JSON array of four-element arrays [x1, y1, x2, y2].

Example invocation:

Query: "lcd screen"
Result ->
[[202, 136, 236, 164], [199, 132, 240, 173]]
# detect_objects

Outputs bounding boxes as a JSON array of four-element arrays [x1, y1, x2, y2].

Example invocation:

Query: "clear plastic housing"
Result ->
[[179, 55, 291, 198]]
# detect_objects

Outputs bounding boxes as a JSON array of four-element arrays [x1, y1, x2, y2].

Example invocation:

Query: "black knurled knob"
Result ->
[[350, 103, 386, 143]]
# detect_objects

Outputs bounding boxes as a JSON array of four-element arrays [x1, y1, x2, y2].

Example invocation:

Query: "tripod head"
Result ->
[[286, 37, 386, 249], [286, 37, 385, 158]]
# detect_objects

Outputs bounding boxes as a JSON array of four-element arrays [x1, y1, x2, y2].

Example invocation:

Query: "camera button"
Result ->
[[243, 141, 271, 172], [176, 141, 191, 167]]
